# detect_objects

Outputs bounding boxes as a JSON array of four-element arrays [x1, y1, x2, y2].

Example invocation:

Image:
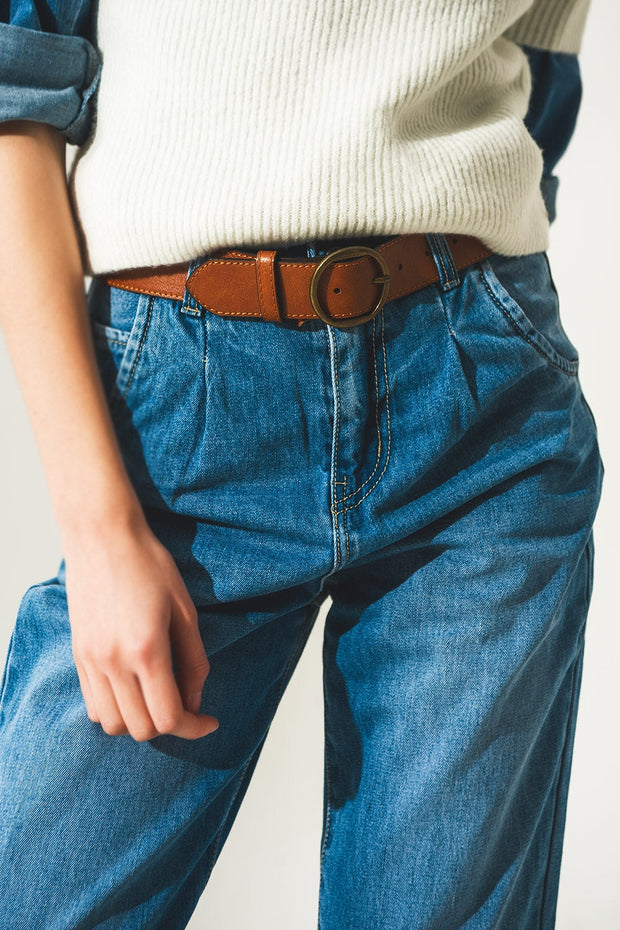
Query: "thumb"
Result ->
[[169, 595, 211, 713]]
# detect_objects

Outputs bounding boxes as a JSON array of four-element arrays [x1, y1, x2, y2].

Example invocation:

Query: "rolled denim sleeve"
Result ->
[[0, 2, 101, 145], [521, 46, 583, 223]]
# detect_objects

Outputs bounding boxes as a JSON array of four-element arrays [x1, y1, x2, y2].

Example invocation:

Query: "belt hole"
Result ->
[[424, 249, 430, 256], [333, 287, 340, 294], [398, 263, 403, 271]]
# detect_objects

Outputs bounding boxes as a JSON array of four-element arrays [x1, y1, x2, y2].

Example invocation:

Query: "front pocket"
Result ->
[[479, 251, 579, 376], [87, 280, 154, 412]]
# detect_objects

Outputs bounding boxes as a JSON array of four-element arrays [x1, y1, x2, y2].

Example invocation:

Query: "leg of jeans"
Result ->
[[316, 240, 603, 929], [0, 569, 326, 929], [319, 526, 595, 929], [0, 273, 340, 929], [0, 237, 604, 928]]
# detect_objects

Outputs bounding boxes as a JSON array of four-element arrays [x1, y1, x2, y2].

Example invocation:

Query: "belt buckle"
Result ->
[[309, 245, 391, 328]]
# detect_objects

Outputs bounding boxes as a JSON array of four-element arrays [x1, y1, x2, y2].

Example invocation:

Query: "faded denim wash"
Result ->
[[0, 232, 604, 928]]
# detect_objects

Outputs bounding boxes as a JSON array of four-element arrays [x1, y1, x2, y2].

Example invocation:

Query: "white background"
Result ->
[[1, 6, 618, 928]]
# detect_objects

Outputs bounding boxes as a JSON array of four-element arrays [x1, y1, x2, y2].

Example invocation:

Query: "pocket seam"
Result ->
[[121, 295, 154, 400], [90, 321, 131, 347], [479, 261, 579, 377], [90, 290, 154, 414]]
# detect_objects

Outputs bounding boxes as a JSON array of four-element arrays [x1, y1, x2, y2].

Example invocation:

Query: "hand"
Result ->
[[63, 513, 219, 742]]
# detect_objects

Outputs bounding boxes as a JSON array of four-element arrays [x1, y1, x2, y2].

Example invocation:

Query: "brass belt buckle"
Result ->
[[309, 245, 391, 328]]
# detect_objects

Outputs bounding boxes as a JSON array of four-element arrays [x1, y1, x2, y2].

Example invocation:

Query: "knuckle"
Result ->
[[84, 704, 99, 722], [128, 637, 158, 666], [101, 718, 125, 737], [152, 708, 183, 734], [130, 725, 158, 743], [74, 643, 95, 667], [91, 646, 121, 672]]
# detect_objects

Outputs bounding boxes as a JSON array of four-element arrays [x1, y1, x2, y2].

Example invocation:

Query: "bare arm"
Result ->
[[0, 120, 218, 741]]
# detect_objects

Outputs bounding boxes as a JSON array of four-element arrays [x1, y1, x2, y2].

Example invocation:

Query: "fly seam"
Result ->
[[335, 309, 391, 514], [334, 313, 383, 506], [328, 326, 342, 569]]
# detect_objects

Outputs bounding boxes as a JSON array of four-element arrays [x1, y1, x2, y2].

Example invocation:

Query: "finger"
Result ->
[[169, 595, 210, 711], [86, 667, 129, 737], [138, 650, 218, 740], [73, 657, 99, 722], [110, 673, 160, 742]]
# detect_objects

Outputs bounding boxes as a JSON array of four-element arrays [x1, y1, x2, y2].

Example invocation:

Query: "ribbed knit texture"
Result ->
[[68, 0, 591, 275], [504, 0, 591, 53]]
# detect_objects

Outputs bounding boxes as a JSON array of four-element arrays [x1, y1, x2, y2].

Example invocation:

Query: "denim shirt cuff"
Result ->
[[0, 21, 101, 145], [541, 174, 559, 225]]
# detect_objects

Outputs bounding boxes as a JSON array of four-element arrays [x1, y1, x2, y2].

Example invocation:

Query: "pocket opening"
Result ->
[[479, 253, 579, 376]]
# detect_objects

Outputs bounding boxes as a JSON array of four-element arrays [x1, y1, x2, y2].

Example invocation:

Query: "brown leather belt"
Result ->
[[104, 233, 493, 329]]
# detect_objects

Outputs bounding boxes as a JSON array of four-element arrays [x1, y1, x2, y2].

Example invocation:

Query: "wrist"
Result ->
[[58, 482, 148, 550]]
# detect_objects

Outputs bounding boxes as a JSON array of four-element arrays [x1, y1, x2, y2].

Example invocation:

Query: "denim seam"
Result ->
[[122, 296, 154, 399], [327, 326, 343, 570], [182, 256, 208, 316], [489, 535, 594, 928], [426, 233, 459, 290], [537, 646, 583, 930], [335, 310, 391, 515], [334, 314, 383, 507], [342, 477, 350, 561], [437, 287, 456, 337], [205, 756, 255, 879], [319, 693, 334, 876], [205, 607, 316, 877], [91, 320, 131, 345], [0, 627, 17, 721], [537, 535, 592, 929], [433, 237, 451, 286], [478, 270, 578, 376]]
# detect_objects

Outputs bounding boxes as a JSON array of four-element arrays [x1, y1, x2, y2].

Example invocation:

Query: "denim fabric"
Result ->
[[0, 1, 99, 144], [521, 45, 583, 224], [0, 233, 603, 928]]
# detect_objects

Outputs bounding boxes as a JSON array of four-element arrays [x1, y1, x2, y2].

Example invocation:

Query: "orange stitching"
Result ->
[[327, 325, 342, 570], [256, 263, 267, 320], [106, 281, 183, 300], [335, 310, 391, 515], [256, 255, 280, 322], [109, 246, 493, 319], [335, 314, 382, 506]]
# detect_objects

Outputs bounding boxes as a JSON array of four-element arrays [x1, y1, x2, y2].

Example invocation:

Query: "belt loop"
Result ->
[[425, 233, 461, 292], [181, 255, 207, 316], [256, 250, 282, 323]]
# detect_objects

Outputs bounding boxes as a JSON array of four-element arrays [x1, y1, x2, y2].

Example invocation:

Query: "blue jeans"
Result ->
[[0, 234, 604, 928]]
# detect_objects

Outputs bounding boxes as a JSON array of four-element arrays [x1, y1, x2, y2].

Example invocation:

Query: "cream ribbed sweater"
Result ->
[[68, 0, 590, 275]]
